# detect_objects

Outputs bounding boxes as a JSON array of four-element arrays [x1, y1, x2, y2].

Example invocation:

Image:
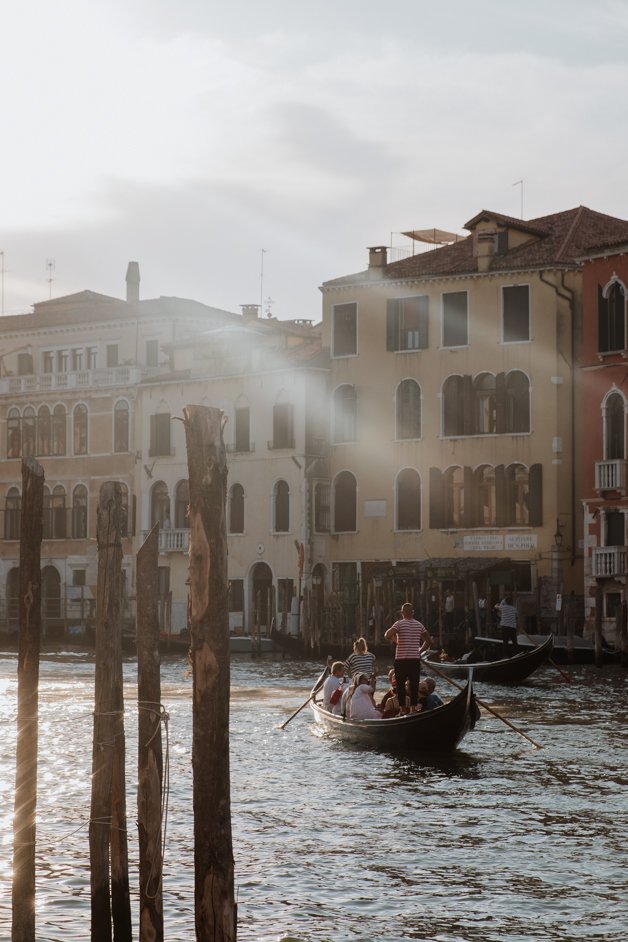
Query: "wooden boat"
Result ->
[[310, 678, 479, 752], [427, 633, 554, 684]]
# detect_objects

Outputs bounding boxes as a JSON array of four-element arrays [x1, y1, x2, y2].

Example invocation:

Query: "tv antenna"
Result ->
[[512, 180, 524, 218], [46, 258, 56, 298]]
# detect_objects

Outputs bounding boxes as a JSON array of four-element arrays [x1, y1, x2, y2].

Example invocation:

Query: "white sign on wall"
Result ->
[[364, 500, 387, 518], [463, 534, 504, 551], [505, 534, 538, 551]]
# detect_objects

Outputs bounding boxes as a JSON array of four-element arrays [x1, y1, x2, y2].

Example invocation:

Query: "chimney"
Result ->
[[241, 304, 260, 321], [367, 246, 388, 271], [474, 230, 497, 273], [126, 261, 140, 302]]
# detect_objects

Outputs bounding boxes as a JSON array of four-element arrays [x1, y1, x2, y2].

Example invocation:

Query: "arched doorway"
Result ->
[[250, 562, 273, 635]]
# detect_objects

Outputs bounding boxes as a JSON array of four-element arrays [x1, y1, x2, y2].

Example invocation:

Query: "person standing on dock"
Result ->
[[384, 603, 433, 715]]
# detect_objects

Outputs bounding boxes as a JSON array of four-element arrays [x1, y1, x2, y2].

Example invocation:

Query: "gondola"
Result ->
[[309, 677, 479, 752], [426, 633, 554, 684]]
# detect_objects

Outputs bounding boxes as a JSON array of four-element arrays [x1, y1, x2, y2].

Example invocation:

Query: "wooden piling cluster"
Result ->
[[11, 405, 236, 940]]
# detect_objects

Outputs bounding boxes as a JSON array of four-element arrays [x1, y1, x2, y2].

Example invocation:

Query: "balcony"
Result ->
[[595, 459, 627, 493], [0, 366, 144, 396], [592, 545, 628, 578], [141, 528, 190, 553]]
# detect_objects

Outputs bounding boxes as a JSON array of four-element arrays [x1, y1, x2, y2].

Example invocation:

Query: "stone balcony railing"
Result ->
[[595, 459, 627, 493], [591, 545, 628, 578], [0, 366, 144, 395], [141, 528, 190, 553]]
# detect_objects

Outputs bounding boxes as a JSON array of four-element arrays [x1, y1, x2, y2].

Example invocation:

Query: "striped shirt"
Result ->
[[388, 618, 429, 659], [345, 651, 376, 681], [497, 602, 517, 629]]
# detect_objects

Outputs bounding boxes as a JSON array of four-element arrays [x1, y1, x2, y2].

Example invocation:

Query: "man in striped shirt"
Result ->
[[384, 603, 434, 714]]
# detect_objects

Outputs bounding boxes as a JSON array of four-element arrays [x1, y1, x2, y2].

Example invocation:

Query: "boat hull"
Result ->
[[429, 634, 554, 684], [310, 682, 478, 753]]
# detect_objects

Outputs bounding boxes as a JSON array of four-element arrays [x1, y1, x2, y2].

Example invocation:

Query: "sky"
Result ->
[[2, 0, 628, 322]]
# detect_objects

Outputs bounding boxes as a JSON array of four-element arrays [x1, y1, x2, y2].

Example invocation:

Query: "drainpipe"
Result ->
[[539, 269, 576, 565]]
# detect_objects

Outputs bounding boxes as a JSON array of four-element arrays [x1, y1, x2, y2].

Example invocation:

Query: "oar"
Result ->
[[278, 658, 331, 731], [520, 628, 573, 684], [422, 657, 543, 750]]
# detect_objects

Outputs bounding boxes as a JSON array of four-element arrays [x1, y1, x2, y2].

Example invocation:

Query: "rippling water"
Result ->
[[0, 648, 627, 942]]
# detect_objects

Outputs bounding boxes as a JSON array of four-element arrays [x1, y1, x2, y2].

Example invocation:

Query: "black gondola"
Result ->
[[309, 679, 479, 752], [427, 634, 554, 684]]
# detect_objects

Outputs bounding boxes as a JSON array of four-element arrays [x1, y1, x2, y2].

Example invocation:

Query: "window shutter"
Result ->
[[386, 300, 399, 351], [495, 464, 506, 526], [463, 465, 476, 527], [462, 375, 474, 435], [429, 467, 444, 528], [495, 373, 507, 434], [598, 285, 609, 352], [529, 464, 543, 526]]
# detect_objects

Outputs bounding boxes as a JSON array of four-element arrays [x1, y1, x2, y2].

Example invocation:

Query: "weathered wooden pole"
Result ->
[[12, 458, 44, 942], [89, 482, 132, 942], [594, 584, 604, 668], [137, 523, 164, 942], [183, 405, 236, 941]]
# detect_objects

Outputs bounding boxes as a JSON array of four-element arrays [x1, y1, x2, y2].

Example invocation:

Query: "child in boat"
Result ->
[[344, 637, 377, 689], [418, 677, 444, 710], [322, 661, 348, 714], [349, 674, 381, 720]]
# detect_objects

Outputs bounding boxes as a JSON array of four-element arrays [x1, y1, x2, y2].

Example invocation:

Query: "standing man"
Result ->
[[444, 589, 455, 631], [494, 595, 518, 650], [384, 602, 433, 715]]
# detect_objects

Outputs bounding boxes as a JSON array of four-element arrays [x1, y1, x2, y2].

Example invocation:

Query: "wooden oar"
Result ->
[[278, 658, 331, 730], [422, 657, 543, 750], [520, 628, 573, 684]]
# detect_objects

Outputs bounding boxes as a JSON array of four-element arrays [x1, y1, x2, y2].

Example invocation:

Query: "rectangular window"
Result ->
[[503, 285, 530, 342], [87, 347, 98, 369], [17, 353, 33, 375], [332, 302, 357, 357], [72, 569, 86, 586], [442, 291, 468, 347], [146, 339, 159, 367], [234, 407, 250, 452], [149, 413, 171, 456], [229, 579, 244, 612], [386, 296, 429, 351], [272, 403, 294, 449], [106, 344, 119, 367]]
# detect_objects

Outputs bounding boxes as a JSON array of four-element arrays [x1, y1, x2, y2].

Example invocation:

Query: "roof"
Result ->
[[323, 205, 628, 286]]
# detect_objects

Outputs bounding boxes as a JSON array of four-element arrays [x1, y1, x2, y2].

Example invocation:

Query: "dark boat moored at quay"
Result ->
[[426, 633, 555, 684], [310, 679, 479, 752]]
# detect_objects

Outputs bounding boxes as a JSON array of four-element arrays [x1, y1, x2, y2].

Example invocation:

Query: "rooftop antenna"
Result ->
[[46, 258, 55, 299], [259, 248, 267, 315], [264, 296, 274, 318], [512, 180, 524, 218]]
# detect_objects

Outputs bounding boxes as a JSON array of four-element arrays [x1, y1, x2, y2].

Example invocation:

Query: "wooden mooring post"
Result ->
[[183, 405, 236, 941], [89, 482, 132, 942], [137, 524, 164, 941], [12, 458, 44, 942]]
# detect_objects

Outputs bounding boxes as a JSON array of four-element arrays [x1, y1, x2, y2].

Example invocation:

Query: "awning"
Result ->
[[401, 228, 462, 245]]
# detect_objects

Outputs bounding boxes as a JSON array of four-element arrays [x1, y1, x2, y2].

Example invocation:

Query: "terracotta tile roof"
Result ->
[[323, 205, 628, 286]]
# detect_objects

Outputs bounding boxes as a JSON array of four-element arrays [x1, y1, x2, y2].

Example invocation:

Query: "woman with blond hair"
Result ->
[[344, 636, 377, 688]]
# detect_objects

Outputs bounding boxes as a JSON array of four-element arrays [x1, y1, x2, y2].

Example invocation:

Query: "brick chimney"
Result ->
[[241, 304, 260, 321], [368, 246, 388, 270], [126, 261, 140, 302]]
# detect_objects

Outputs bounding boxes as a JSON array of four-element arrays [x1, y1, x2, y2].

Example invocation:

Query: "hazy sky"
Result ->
[[2, 0, 628, 320]]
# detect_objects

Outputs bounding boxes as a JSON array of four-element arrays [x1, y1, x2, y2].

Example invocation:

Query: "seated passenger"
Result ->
[[418, 677, 444, 710], [345, 637, 377, 690], [322, 661, 348, 714], [349, 674, 381, 720], [379, 669, 400, 718]]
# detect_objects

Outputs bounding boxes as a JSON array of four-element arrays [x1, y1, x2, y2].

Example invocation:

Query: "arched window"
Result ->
[[604, 391, 625, 460], [114, 400, 129, 453], [314, 483, 330, 533], [22, 407, 35, 457], [99, 481, 129, 537], [272, 401, 294, 449], [396, 380, 421, 440], [72, 484, 88, 538], [504, 463, 529, 526], [229, 483, 244, 534], [73, 404, 88, 455], [599, 279, 626, 353], [476, 466, 496, 527], [4, 487, 21, 540], [506, 371, 530, 433], [333, 471, 357, 532], [44, 485, 67, 539], [7, 408, 21, 458], [474, 373, 497, 434], [37, 405, 51, 455], [443, 376, 464, 436], [396, 468, 421, 530], [443, 466, 464, 527], [174, 480, 189, 528], [52, 404, 66, 455], [274, 480, 289, 532], [333, 385, 357, 443], [151, 481, 170, 528]]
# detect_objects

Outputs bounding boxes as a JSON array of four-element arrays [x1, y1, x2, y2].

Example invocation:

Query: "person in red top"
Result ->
[[384, 602, 434, 714]]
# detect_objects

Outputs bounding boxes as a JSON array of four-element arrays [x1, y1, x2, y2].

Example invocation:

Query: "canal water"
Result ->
[[0, 649, 626, 942]]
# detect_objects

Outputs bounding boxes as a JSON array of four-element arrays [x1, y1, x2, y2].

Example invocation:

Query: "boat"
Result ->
[[309, 676, 479, 752], [427, 634, 554, 684], [503, 632, 622, 665]]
